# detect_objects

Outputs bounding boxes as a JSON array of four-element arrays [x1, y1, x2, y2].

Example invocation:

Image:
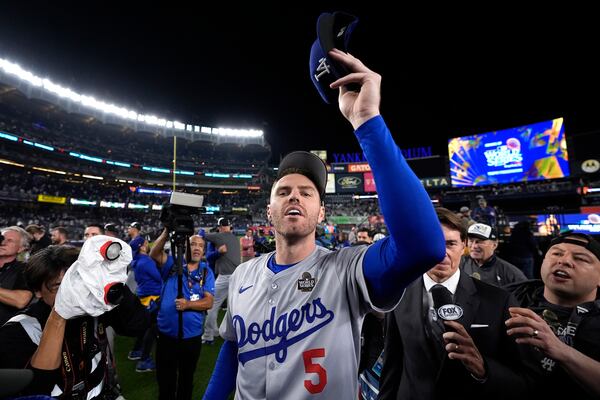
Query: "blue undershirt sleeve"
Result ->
[[202, 340, 238, 399], [356, 116, 445, 308]]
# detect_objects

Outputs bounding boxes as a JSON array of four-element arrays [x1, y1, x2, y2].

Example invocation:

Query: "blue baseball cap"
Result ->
[[129, 236, 145, 256], [309, 11, 359, 104]]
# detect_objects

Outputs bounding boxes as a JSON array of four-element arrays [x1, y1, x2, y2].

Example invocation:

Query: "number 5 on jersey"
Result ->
[[303, 348, 327, 394]]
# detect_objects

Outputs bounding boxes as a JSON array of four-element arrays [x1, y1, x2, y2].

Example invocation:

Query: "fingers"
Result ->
[[328, 48, 369, 72], [443, 331, 470, 348], [175, 299, 186, 311], [445, 342, 461, 353], [444, 320, 468, 336], [506, 326, 540, 338], [328, 49, 381, 90], [509, 307, 544, 323]]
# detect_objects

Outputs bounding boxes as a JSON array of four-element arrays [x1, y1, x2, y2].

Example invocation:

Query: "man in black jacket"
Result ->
[[0, 245, 149, 399], [379, 208, 530, 400], [505, 231, 600, 399]]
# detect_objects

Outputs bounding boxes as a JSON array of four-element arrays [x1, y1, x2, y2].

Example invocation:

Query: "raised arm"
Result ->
[[329, 49, 446, 308], [150, 228, 169, 267]]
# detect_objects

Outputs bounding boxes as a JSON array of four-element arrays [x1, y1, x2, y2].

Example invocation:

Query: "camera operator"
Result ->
[[150, 227, 215, 400]]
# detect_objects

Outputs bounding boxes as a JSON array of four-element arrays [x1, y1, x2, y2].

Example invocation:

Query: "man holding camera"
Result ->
[[150, 228, 215, 400], [0, 239, 148, 399]]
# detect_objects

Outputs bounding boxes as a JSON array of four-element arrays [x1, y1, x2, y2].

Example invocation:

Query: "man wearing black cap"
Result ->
[[104, 223, 120, 239], [505, 232, 600, 399], [201, 217, 241, 344], [460, 223, 526, 287], [203, 42, 445, 399]]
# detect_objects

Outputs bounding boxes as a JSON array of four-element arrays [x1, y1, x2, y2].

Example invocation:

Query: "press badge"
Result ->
[[190, 294, 200, 301]]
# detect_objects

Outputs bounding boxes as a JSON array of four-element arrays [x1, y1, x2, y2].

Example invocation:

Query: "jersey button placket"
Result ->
[[268, 280, 278, 305]]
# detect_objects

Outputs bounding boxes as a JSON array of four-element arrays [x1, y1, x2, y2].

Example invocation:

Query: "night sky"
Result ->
[[1, 3, 599, 163]]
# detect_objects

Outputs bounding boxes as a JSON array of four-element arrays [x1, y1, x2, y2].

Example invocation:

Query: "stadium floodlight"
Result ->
[[0, 158, 25, 167], [212, 127, 263, 138], [0, 58, 42, 86], [0, 56, 265, 140], [33, 166, 66, 175], [82, 174, 104, 180]]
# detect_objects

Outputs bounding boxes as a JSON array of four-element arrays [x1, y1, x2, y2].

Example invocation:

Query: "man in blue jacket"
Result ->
[[150, 229, 215, 400]]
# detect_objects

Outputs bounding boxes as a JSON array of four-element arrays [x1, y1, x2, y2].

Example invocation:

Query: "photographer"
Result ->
[[0, 243, 148, 399], [150, 228, 215, 400]]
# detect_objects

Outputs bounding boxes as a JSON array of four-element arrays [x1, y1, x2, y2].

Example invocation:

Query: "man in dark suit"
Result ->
[[378, 207, 530, 400]]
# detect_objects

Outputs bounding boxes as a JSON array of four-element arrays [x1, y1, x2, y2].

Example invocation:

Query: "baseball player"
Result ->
[[202, 50, 446, 399]]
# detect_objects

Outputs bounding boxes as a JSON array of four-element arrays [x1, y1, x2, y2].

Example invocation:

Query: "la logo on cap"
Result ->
[[314, 57, 332, 81]]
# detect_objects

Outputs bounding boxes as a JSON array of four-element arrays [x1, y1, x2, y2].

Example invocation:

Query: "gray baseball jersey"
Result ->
[[219, 244, 394, 399]]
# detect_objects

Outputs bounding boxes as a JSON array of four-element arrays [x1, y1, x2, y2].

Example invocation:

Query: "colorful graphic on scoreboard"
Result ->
[[448, 118, 570, 187]]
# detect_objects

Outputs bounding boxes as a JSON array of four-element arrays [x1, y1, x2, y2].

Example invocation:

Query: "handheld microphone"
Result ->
[[431, 285, 463, 330]]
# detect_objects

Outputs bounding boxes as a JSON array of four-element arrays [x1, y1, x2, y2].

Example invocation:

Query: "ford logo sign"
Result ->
[[337, 176, 361, 187]]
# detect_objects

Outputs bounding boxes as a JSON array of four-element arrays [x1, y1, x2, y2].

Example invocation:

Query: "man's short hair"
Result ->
[[25, 245, 79, 292], [1, 226, 33, 250], [436, 207, 467, 242], [357, 227, 372, 237], [51, 226, 69, 239], [86, 223, 105, 234]]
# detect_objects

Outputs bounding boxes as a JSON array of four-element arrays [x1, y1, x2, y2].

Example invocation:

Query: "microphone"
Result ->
[[430, 284, 462, 330]]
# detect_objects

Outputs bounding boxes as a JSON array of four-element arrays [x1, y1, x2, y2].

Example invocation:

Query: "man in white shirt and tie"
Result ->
[[379, 207, 532, 400]]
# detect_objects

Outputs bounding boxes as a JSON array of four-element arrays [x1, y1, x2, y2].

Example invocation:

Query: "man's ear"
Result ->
[[267, 204, 272, 222], [318, 205, 325, 224]]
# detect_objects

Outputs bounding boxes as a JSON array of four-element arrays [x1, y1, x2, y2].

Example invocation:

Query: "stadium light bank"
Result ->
[[0, 57, 264, 143]]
